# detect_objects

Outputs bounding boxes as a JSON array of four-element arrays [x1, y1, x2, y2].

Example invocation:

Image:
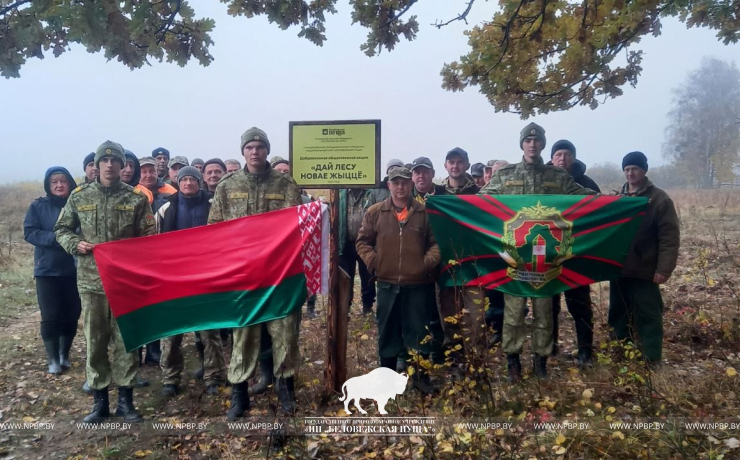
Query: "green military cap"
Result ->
[[519, 122, 546, 149], [241, 127, 271, 154], [168, 156, 189, 168], [94, 141, 125, 168], [388, 166, 412, 180], [485, 159, 497, 168], [139, 156, 156, 167], [270, 156, 289, 168]]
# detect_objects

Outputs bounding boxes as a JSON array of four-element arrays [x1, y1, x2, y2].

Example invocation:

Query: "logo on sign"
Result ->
[[322, 128, 346, 136]]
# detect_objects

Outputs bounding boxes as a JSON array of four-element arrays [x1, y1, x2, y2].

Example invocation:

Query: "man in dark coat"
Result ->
[[549, 139, 600, 367]]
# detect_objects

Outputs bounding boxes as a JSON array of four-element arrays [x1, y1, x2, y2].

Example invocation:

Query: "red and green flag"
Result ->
[[94, 202, 329, 351], [426, 195, 648, 298]]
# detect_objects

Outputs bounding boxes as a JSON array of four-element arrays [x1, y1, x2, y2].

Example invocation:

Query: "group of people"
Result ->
[[22, 121, 680, 423]]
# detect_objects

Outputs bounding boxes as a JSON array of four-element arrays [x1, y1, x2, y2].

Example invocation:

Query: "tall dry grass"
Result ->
[[668, 189, 740, 216]]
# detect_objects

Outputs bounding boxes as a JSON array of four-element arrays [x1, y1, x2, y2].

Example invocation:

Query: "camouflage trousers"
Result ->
[[228, 310, 300, 384], [161, 330, 226, 386], [438, 286, 487, 352], [502, 294, 553, 357], [81, 292, 138, 390]]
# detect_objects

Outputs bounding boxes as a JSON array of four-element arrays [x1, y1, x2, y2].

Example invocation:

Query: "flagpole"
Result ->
[[324, 189, 348, 394]]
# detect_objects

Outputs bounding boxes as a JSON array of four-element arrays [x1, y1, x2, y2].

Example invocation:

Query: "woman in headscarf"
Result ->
[[23, 167, 81, 375]]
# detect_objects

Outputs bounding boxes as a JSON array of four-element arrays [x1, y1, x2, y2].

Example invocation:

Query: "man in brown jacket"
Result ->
[[356, 167, 443, 395], [608, 151, 680, 365]]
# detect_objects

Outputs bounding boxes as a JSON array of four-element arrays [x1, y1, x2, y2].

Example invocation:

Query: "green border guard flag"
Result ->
[[426, 195, 648, 298]]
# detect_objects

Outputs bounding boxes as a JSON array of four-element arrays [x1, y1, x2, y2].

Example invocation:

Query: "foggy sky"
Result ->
[[1, 1, 738, 184]]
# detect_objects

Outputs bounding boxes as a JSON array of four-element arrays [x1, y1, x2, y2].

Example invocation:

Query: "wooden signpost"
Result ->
[[289, 120, 381, 394]]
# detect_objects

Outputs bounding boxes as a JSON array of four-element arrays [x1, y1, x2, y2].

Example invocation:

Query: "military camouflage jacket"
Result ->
[[208, 164, 302, 224], [54, 180, 155, 293], [479, 156, 596, 195], [438, 175, 479, 195]]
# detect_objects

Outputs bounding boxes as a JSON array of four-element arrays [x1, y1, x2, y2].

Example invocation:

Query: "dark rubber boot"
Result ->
[[412, 369, 439, 395], [507, 354, 522, 383], [43, 339, 62, 375], [533, 355, 548, 380], [59, 335, 74, 370], [144, 341, 161, 365], [574, 319, 594, 367], [577, 348, 593, 369], [277, 377, 297, 416], [247, 355, 274, 396], [380, 356, 396, 371], [227, 381, 250, 420], [83, 387, 110, 423], [115, 386, 144, 423], [82, 381, 93, 395], [162, 384, 179, 397], [193, 336, 205, 380]]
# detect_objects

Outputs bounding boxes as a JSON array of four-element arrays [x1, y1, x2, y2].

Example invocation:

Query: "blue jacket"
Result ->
[[24, 167, 78, 277], [156, 191, 211, 233]]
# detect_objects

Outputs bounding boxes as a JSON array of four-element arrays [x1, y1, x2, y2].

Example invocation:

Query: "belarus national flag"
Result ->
[[94, 202, 329, 351], [426, 195, 648, 298]]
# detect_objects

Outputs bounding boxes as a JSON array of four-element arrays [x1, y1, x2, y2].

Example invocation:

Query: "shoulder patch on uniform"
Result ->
[[132, 187, 141, 195], [77, 204, 96, 211], [505, 180, 524, 186], [145, 214, 155, 224], [265, 193, 285, 200], [72, 186, 83, 194], [228, 192, 249, 199]]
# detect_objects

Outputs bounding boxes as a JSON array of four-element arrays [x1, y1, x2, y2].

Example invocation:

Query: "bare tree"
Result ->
[[663, 58, 740, 189]]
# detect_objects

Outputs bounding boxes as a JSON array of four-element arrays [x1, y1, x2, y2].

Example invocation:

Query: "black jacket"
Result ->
[[156, 191, 211, 233], [547, 160, 601, 193]]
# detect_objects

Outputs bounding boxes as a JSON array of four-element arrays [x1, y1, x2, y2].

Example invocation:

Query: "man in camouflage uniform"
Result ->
[[208, 127, 303, 420], [55, 141, 155, 423], [479, 123, 595, 382]]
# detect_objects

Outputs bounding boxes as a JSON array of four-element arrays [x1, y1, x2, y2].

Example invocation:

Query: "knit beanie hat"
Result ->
[[241, 127, 270, 154], [191, 158, 204, 167], [83, 152, 95, 171], [520, 122, 546, 149], [203, 158, 227, 173], [551, 139, 576, 159], [270, 156, 289, 168], [94, 141, 125, 168], [622, 151, 648, 172], [152, 147, 170, 159], [177, 166, 203, 185]]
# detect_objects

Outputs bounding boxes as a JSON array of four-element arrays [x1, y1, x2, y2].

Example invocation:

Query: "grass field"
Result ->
[[0, 183, 739, 459]]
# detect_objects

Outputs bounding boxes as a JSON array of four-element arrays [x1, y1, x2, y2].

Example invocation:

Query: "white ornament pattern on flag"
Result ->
[[297, 201, 323, 295]]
